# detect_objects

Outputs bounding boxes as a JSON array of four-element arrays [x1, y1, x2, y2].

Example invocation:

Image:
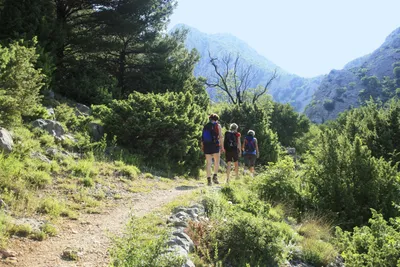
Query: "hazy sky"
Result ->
[[169, 0, 400, 77]]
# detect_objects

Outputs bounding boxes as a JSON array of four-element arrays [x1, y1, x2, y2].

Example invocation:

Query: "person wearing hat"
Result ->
[[242, 129, 259, 177], [201, 113, 224, 186], [224, 123, 241, 183]]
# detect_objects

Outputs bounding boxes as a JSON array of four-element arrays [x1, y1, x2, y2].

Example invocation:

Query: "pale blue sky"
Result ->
[[169, 0, 400, 77]]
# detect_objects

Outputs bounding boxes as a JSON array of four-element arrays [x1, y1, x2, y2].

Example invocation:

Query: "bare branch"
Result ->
[[252, 69, 278, 104], [207, 51, 237, 104]]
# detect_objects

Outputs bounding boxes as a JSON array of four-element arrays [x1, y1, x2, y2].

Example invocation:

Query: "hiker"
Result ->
[[242, 130, 259, 177], [201, 114, 224, 186], [224, 123, 241, 183]]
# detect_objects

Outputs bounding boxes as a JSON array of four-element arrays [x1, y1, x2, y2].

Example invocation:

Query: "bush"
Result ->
[[334, 210, 400, 267], [256, 157, 301, 207], [270, 102, 310, 147], [99, 91, 207, 176], [219, 103, 280, 165], [216, 212, 292, 266], [0, 40, 44, 127], [305, 130, 400, 227]]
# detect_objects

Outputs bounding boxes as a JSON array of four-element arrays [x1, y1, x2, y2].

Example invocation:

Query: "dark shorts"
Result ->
[[204, 143, 220, 155], [225, 149, 239, 162], [244, 154, 257, 167]]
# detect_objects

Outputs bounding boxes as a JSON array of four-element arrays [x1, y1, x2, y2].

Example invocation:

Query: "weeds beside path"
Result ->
[[0, 180, 203, 267]]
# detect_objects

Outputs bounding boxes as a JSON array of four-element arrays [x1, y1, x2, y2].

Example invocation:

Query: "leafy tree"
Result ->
[[270, 102, 310, 147], [0, 40, 44, 126], [95, 89, 207, 176]]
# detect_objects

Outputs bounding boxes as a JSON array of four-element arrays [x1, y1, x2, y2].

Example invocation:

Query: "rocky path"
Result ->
[[0, 185, 202, 267]]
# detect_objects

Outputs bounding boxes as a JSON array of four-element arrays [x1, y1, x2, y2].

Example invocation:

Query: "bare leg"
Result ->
[[213, 153, 220, 175], [234, 161, 239, 178], [205, 154, 212, 178], [250, 166, 255, 177], [226, 161, 231, 183], [212, 152, 220, 184]]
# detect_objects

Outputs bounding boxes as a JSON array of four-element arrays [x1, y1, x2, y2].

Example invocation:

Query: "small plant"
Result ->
[[41, 223, 57, 237], [301, 238, 336, 266], [30, 231, 47, 241], [24, 170, 52, 188], [10, 223, 32, 237], [114, 161, 140, 179], [37, 197, 65, 217], [62, 247, 80, 261], [81, 177, 94, 187]]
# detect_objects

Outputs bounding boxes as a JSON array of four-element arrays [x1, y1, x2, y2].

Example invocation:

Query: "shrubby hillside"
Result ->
[[305, 27, 400, 123]]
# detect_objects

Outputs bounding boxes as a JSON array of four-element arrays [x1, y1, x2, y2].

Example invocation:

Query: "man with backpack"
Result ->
[[242, 130, 259, 177], [224, 123, 241, 184], [201, 114, 224, 186]]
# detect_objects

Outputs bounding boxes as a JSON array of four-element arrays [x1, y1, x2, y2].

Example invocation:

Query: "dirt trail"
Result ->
[[1, 185, 201, 267]]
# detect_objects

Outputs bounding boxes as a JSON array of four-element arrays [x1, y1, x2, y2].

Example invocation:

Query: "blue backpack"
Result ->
[[244, 135, 256, 153], [202, 122, 219, 144]]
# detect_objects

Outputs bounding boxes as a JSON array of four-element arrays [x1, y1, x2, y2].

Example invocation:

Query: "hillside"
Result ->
[[305, 27, 400, 123], [174, 24, 323, 112]]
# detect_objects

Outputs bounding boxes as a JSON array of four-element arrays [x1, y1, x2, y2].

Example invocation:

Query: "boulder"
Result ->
[[31, 152, 51, 164], [75, 103, 91, 116], [32, 119, 66, 137], [87, 122, 104, 141], [0, 127, 13, 153], [46, 107, 55, 118]]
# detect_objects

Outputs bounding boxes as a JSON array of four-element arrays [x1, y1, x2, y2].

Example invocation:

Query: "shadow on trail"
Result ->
[[175, 185, 199, 191]]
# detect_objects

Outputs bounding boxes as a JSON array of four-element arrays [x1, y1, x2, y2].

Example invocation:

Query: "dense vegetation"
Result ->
[[0, 1, 400, 267]]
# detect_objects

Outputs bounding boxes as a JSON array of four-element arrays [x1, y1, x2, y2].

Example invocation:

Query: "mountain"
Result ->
[[305, 27, 400, 123], [173, 24, 323, 112]]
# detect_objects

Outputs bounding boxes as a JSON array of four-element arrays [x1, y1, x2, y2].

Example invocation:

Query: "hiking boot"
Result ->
[[207, 177, 212, 186], [212, 174, 220, 184]]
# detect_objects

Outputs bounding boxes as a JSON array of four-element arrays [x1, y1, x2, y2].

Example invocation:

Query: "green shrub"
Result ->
[[54, 103, 80, 130], [305, 130, 400, 227], [70, 160, 98, 178], [219, 103, 280, 165], [100, 91, 207, 176], [37, 197, 65, 217], [301, 238, 336, 267], [0, 40, 44, 127], [24, 170, 52, 188], [256, 157, 301, 207], [10, 223, 32, 237], [81, 177, 94, 187], [334, 210, 400, 267], [41, 223, 57, 236], [30, 231, 46, 241], [0, 212, 11, 248], [115, 161, 140, 179], [216, 212, 292, 266], [270, 102, 310, 147]]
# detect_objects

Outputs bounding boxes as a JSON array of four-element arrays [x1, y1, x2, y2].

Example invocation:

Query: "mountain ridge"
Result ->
[[173, 23, 322, 112]]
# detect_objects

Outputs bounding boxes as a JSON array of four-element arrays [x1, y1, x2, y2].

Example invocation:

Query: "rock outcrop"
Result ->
[[32, 119, 66, 138], [0, 127, 13, 153]]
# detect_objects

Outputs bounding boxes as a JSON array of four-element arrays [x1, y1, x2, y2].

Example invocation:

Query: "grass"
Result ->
[[296, 217, 337, 266], [109, 187, 201, 267]]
